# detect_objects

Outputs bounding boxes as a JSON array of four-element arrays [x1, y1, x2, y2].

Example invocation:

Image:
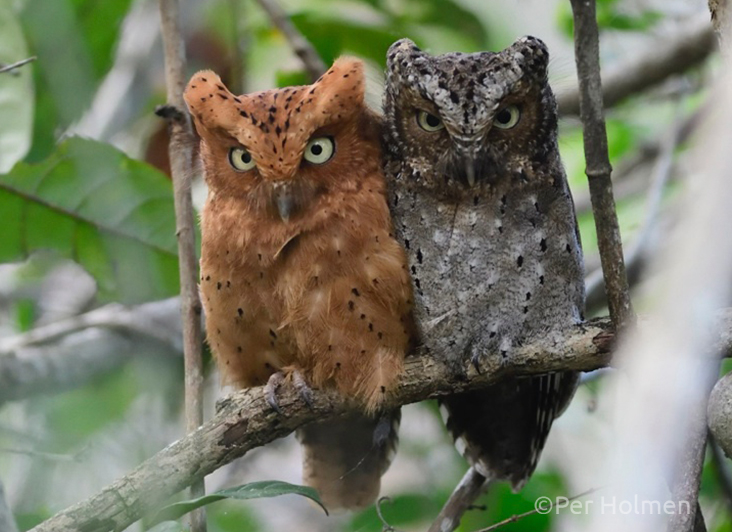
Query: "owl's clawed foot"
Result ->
[[264, 369, 314, 414], [264, 372, 286, 414], [470, 353, 483, 374], [291, 370, 315, 408]]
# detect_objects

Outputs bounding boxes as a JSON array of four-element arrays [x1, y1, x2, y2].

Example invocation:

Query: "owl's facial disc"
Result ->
[[386, 36, 551, 189], [184, 58, 370, 223]]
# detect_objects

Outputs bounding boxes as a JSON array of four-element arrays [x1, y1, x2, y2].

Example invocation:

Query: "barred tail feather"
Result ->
[[441, 371, 578, 490]]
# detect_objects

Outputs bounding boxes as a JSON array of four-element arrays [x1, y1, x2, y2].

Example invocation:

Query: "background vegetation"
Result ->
[[0, 0, 727, 531]]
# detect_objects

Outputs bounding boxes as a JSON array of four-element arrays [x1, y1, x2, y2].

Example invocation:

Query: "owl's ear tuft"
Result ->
[[184, 70, 240, 133], [508, 36, 549, 81], [386, 38, 423, 72], [310, 57, 366, 112]]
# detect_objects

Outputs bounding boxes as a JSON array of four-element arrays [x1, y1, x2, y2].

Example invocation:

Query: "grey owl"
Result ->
[[382, 37, 585, 488]]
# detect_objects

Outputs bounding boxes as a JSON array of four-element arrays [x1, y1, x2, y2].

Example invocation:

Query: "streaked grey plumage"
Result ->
[[382, 36, 585, 488]]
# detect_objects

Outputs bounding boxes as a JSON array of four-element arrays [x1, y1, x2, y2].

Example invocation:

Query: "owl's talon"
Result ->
[[471, 355, 482, 374], [264, 371, 285, 414], [291, 370, 315, 409]]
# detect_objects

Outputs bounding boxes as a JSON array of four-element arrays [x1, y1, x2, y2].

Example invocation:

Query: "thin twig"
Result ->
[[0, 446, 87, 462], [584, 108, 685, 312], [427, 467, 489, 532], [0, 479, 18, 532], [0, 299, 183, 353], [252, 0, 325, 81], [157, 1, 206, 531], [472, 487, 599, 532], [570, 0, 634, 329], [375, 497, 404, 532], [0, 56, 36, 75], [557, 14, 714, 116]]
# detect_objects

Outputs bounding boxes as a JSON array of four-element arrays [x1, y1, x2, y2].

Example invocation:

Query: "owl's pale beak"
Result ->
[[465, 161, 476, 188], [274, 185, 294, 223]]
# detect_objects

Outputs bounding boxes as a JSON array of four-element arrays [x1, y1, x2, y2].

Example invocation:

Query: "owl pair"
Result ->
[[184, 36, 584, 512]]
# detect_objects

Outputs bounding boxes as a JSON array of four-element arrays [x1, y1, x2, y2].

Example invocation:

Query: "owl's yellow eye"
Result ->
[[417, 110, 444, 132], [228, 147, 256, 171], [303, 137, 335, 164], [493, 105, 521, 129]]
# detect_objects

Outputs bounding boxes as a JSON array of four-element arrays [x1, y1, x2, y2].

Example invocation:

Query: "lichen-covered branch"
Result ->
[[27, 316, 622, 532], [23, 309, 732, 532], [569, 0, 634, 329]]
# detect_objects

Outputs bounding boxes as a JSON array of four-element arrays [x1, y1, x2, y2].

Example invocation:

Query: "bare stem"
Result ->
[[0, 56, 36, 75], [569, 0, 634, 329], [252, 0, 325, 81], [427, 467, 489, 532], [472, 487, 599, 532], [157, 0, 206, 530]]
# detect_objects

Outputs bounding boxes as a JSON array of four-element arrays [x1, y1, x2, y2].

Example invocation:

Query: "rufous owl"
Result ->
[[184, 58, 414, 510]]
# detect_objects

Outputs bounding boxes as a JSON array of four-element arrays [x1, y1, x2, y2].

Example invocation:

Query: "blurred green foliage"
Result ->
[[0, 1, 722, 532], [555, 0, 662, 38], [0, 138, 182, 303]]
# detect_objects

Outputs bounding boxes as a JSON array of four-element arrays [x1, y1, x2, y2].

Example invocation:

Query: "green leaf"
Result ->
[[150, 481, 328, 526], [67, 0, 135, 78], [0, 3, 34, 172], [291, 11, 399, 67], [0, 137, 183, 303], [147, 522, 187, 532]]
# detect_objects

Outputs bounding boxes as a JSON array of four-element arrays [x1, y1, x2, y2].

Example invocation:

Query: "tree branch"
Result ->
[[27, 316, 623, 532], [0, 299, 182, 354], [427, 468, 489, 532], [0, 299, 182, 405], [709, 0, 732, 55], [557, 14, 714, 116], [570, 0, 634, 329], [252, 0, 325, 81], [24, 310, 732, 532], [158, 0, 206, 530]]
